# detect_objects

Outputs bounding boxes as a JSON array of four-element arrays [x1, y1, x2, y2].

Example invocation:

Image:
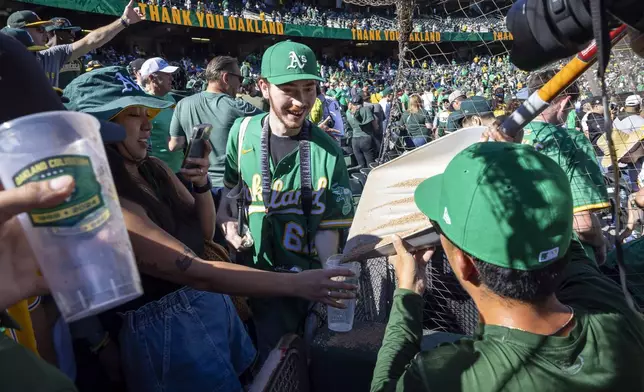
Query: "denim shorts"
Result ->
[[119, 287, 256, 392]]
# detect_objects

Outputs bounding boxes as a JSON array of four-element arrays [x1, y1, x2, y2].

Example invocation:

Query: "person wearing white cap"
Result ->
[[613, 94, 644, 134], [448, 89, 466, 111], [141, 57, 184, 173]]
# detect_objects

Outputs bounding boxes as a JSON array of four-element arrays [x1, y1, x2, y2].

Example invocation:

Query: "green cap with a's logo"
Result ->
[[63, 66, 174, 120], [261, 40, 323, 85], [414, 142, 573, 271]]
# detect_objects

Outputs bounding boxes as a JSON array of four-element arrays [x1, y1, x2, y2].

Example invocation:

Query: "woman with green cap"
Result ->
[[64, 66, 356, 391]]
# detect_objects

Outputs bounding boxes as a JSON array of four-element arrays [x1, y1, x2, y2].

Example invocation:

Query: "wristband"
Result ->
[[193, 177, 212, 194], [119, 17, 129, 28]]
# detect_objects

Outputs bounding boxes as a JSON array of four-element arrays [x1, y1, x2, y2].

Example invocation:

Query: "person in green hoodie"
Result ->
[[372, 140, 644, 392]]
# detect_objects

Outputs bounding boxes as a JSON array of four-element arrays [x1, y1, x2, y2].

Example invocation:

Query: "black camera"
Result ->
[[507, 0, 644, 71]]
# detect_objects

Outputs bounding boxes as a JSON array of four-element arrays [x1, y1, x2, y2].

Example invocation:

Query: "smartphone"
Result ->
[[182, 124, 212, 169]]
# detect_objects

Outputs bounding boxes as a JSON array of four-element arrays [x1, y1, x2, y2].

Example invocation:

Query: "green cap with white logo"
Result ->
[[63, 66, 174, 121], [414, 142, 573, 271], [261, 40, 323, 85]]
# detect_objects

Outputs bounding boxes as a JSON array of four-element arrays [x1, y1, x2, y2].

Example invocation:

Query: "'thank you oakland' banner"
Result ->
[[16, 0, 514, 42]]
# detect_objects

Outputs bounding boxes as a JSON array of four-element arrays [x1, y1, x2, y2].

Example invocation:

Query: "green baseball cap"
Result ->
[[414, 142, 573, 271], [0, 27, 48, 51], [6, 10, 51, 29], [45, 17, 81, 33], [261, 40, 323, 85], [459, 96, 493, 116], [63, 66, 174, 121]]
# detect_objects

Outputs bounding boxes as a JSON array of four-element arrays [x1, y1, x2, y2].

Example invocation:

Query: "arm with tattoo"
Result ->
[[121, 198, 296, 296]]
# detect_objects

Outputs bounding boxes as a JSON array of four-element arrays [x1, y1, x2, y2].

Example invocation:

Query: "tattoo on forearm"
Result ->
[[175, 245, 196, 272]]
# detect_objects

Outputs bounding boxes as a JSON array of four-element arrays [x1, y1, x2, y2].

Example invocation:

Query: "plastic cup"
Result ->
[[0, 111, 142, 322], [323, 254, 360, 332]]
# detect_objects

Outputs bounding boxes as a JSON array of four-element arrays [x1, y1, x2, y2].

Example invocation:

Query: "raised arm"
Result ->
[[69, 1, 144, 62]]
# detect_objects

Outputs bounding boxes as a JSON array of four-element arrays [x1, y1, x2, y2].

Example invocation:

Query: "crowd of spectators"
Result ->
[[143, 0, 509, 32]]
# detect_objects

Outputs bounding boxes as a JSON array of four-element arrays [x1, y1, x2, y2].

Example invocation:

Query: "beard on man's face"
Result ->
[[268, 95, 310, 130]]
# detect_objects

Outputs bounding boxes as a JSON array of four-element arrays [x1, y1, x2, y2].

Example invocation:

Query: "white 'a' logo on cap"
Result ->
[[443, 207, 452, 225], [287, 51, 307, 70], [115, 72, 142, 93]]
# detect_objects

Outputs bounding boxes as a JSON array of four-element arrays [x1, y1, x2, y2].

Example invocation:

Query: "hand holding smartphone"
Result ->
[[182, 124, 212, 169]]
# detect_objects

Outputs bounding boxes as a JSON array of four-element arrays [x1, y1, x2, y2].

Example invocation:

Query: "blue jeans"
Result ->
[[119, 287, 256, 392]]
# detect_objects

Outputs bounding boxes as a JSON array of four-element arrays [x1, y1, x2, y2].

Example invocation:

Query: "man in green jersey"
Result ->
[[372, 141, 644, 392], [140, 57, 183, 173], [524, 71, 609, 264], [219, 40, 354, 362]]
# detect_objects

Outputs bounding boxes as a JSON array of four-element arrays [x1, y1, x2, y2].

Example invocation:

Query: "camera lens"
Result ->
[[507, 0, 593, 71], [508, 0, 644, 71]]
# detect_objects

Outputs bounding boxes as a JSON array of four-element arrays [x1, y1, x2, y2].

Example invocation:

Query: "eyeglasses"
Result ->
[[227, 73, 244, 83]]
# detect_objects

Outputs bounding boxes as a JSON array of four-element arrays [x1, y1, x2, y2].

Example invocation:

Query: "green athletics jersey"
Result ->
[[371, 239, 644, 391], [523, 122, 609, 213], [224, 114, 354, 271]]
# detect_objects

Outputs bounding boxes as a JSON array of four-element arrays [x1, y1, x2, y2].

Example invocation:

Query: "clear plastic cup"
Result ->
[[0, 111, 142, 322], [323, 254, 360, 332]]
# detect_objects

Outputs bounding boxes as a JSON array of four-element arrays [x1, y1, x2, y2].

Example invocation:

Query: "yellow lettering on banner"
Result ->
[[229, 16, 237, 30], [436, 32, 441, 41], [362, 30, 368, 40], [375, 30, 381, 40], [137, 3, 147, 18], [196, 11, 205, 27], [277, 22, 284, 35], [245, 19, 253, 32], [254, 19, 259, 32], [268, 21, 276, 34], [368, 30, 375, 41], [215, 14, 224, 28], [355, 30, 361, 40], [206, 13, 215, 28], [382, 30, 388, 40], [149, 5, 160, 22], [351, 29, 356, 40], [261, 21, 269, 34], [509, 32, 514, 40], [171, 8, 181, 24], [237, 17, 246, 31], [182, 9, 192, 25], [161, 7, 171, 23]]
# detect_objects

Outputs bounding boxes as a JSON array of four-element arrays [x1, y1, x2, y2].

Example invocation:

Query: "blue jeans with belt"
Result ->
[[119, 287, 256, 392]]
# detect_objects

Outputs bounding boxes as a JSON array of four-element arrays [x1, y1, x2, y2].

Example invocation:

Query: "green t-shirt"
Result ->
[[57, 59, 83, 89], [400, 94, 410, 111], [149, 93, 183, 173], [371, 239, 644, 391], [523, 122, 609, 212], [224, 114, 354, 272], [170, 91, 262, 187], [401, 109, 431, 138], [0, 334, 78, 391], [346, 106, 375, 138]]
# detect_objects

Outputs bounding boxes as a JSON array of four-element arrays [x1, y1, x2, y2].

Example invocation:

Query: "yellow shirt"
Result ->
[[3, 297, 41, 356]]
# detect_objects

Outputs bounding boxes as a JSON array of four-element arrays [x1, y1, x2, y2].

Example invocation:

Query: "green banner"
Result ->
[[17, 0, 514, 42]]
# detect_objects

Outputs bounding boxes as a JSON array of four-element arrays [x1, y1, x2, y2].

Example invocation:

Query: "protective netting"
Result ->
[[354, 0, 644, 331]]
